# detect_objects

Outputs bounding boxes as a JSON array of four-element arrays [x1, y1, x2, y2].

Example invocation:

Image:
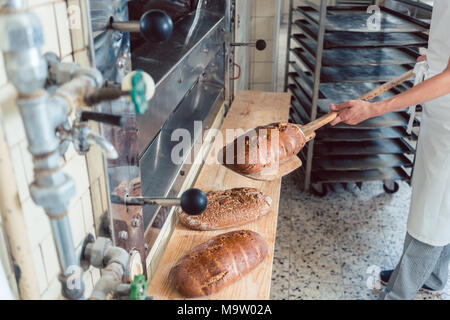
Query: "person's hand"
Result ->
[[417, 55, 427, 62], [329, 100, 378, 126]]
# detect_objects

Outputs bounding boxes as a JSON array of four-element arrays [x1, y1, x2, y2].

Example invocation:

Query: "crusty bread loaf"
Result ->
[[169, 230, 268, 297], [221, 122, 305, 175], [179, 188, 272, 231]]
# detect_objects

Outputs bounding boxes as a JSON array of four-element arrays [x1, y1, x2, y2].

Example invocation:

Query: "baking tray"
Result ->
[[316, 127, 417, 141], [287, 66, 412, 103], [312, 154, 413, 171], [296, 5, 429, 33], [293, 21, 428, 48], [314, 138, 414, 155], [288, 83, 419, 129], [293, 47, 413, 82], [294, 34, 419, 66], [318, 82, 411, 103], [311, 167, 410, 183]]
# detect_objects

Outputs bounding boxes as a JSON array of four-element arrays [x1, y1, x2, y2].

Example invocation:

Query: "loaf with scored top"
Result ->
[[222, 122, 305, 175], [178, 188, 272, 231], [169, 230, 268, 297]]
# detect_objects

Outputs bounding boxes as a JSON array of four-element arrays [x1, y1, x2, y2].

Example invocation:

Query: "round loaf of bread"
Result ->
[[221, 122, 305, 175], [178, 188, 272, 231], [169, 230, 268, 297]]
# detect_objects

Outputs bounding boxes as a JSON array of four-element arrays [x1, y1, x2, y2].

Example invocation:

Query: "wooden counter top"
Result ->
[[147, 91, 291, 299]]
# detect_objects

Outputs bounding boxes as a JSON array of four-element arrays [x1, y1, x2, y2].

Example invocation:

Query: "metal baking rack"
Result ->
[[284, 0, 431, 196]]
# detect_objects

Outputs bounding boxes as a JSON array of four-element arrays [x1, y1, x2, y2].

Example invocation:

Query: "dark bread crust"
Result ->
[[178, 188, 272, 231], [222, 122, 305, 175], [169, 230, 268, 297]]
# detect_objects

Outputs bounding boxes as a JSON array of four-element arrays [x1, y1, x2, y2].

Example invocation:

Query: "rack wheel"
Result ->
[[311, 183, 328, 197], [383, 181, 399, 194]]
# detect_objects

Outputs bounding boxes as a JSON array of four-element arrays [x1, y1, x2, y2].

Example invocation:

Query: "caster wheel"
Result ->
[[311, 183, 328, 197], [383, 181, 399, 194]]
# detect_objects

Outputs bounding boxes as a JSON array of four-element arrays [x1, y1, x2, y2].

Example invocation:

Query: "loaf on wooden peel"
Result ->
[[178, 188, 272, 231], [221, 122, 306, 175], [169, 230, 268, 297]]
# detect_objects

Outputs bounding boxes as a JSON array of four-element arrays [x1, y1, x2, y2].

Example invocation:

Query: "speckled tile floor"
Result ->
[[269, 171, 450, 300]]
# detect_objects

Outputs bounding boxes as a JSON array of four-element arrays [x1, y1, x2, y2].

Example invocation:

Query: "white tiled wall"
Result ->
[[249, 0, 278, 92], [0, 0, 108, 299]]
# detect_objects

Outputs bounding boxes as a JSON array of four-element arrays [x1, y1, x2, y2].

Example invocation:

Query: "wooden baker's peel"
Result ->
[[222, 69, 415, 181]]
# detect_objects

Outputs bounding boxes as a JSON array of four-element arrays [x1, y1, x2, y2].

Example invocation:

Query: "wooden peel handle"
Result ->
[[300, 69, 415, 135]]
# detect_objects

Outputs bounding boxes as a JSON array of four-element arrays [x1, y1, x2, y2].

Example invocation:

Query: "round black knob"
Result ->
[[140, 10, 173, 43], [256, 39, 267, 51], [180, 188, 207, 216]]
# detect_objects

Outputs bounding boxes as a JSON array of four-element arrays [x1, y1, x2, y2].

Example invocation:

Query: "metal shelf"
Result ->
[[284, 1, 425, 192], [294, 47, 413, 82], [317, 127, 417, 141], [314, 138, 414, 156], [311, 167, 410, 183], [293, 20, 428, 48], [295, 35, 419, 66], [296, 5, 429, 33], [312, 154, 413, 171]]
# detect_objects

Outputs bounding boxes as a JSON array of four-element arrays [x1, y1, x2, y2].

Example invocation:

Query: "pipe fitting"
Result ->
[[30, 172, 75, 217], [17, 93, 67, 154], [0, 10, 43, 52], [0, 10, 47, 94], [0, 0, 25, 11]]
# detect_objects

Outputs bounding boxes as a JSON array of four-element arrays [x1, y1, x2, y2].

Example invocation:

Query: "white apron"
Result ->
[[407, 0, 450, 246]]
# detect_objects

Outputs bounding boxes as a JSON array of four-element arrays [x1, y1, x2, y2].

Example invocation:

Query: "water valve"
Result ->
[[109, 9, 173, 43], [231, 39, 267, 51], [110, 188, 208, 216]]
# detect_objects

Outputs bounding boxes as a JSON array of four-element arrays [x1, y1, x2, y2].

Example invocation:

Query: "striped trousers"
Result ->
[[380, 233, 450, 300]]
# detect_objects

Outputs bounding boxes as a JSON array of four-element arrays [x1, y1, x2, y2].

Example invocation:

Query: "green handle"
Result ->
[[130, 70, 148, 115], [129, 275, 147, 300]]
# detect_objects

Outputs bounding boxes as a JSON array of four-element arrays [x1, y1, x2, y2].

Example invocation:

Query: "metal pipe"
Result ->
[[0, 4, 84, 299], [84, 238, 130, 300], [110, 21, 140, 33]]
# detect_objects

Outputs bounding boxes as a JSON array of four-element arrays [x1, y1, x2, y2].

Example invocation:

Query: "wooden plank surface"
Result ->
[[147, 91, 291, 300]]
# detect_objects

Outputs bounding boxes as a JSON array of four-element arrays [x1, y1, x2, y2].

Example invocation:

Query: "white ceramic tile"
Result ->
[[19, 140, 34, 185], [31, 4, 60, 57], [54, 1, 73, 58], [89, 178, 103, 229], [64, 154, 90, 201], [22, 197, 52, 245], [0, 84, 26, 147], [67, 0, 85, 52], [28, 0, 55, 7], [68, 199, 85, 248], [41, 277, 62, 300], [251, 62, 274, 83], [251, 16, 274, 41], [74, 49, 90, 67], [8, 144, 30, 202], [249, 83, 272, 91], [253, 0, 276, 17], [40, 234, 60, 283], [30, 244, 48, 294], [81, 190, 94, 233], [83, 268, 94, 297], [251, 39, 274, 62]]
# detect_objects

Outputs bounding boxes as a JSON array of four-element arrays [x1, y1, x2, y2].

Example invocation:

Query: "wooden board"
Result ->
[[147, 91, 291, 300]]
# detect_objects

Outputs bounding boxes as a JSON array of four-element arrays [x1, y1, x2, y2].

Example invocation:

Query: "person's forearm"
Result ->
[[373, 69, 450, 116]]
